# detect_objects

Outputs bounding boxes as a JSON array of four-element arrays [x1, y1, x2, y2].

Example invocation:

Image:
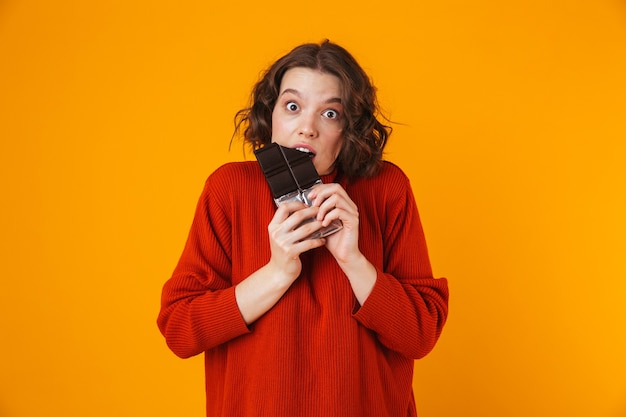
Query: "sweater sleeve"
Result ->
[[353, 168, 449, 359], [157, 172, 251, 358]]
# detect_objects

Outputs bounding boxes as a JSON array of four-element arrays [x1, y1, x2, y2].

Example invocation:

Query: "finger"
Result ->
[[271, 217, 327, 257], [320, 208, 351, 228], [269, 203, 314, 232], [282, 206, 320, 231], [292, 218, 327, 242], [315, 195, 339, 220], [273, 201, 308, 220], [317, 194, 358, 222], [310, 185, 356, 213], [290, 236, 327, 255], [308, 184, 347, 206]]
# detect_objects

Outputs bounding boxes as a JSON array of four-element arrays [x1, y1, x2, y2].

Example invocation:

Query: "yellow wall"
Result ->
[[1, 1, 625, 416]]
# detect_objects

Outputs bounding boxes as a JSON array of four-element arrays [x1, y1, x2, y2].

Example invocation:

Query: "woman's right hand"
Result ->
[[234, 201, 326, 325], [265, 201, 327, 285]]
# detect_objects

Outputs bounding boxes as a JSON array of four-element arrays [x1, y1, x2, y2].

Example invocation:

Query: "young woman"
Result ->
[[158, 40, 449, 417]]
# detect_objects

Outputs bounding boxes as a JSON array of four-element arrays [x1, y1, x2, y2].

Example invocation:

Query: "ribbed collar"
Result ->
[[320, 167, 345, 187]]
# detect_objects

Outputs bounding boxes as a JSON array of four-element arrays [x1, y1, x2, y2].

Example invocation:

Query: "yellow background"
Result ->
[[1, 1, 625, 416]]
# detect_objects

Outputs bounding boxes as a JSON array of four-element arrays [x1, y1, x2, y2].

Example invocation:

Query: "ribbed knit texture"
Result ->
[[157, 161, 449, 417]]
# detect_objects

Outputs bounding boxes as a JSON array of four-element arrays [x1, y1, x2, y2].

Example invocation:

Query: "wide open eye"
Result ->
[[286, 101, 300, 112], [322, 109, 340, 119]]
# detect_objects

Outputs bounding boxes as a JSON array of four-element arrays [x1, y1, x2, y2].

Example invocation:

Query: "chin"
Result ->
[[316, 165, 332, 176]]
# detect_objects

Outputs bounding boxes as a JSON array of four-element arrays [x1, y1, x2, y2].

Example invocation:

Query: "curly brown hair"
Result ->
[[233, 40, 391, 179]]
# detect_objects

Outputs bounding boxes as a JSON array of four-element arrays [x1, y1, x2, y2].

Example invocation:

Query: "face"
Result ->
[[271, 67, 344, 175]]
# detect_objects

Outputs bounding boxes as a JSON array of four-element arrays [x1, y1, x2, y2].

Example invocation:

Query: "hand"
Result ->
[[308, 184, 361, 264], [308, 184, 377, 305], [234, 202, 325, 325], [266, 201, 327, 284]]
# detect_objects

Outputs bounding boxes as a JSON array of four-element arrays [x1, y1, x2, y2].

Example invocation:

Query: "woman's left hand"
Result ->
[[308, 183, 377, 304], [308, 183, 360, 264]]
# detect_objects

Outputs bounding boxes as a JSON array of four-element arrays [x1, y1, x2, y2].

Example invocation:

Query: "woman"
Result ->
[[158, 40, 449, 417]]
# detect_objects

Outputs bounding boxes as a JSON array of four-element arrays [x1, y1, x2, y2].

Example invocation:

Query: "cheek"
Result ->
[[271, 113, 294, 137], [329, 131, 344, 155]]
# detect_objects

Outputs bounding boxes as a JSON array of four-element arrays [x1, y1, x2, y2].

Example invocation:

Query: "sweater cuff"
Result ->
[[352, 269, 396, 328], [197, 286, 251, 346]]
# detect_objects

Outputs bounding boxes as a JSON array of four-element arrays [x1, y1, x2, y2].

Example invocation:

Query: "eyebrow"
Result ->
[[279, 88, 342, 104]]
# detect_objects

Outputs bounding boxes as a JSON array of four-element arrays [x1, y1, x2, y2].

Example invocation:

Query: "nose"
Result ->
[[298, 113, 318, 138]]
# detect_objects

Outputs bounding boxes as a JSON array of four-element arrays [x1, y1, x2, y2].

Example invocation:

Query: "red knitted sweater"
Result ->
[[158, 161, 448, 417]]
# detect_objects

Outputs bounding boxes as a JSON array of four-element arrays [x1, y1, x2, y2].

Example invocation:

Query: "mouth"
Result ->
[[295, 147, 316, 157]]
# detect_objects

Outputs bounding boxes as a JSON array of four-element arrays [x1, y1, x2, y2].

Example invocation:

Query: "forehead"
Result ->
[[279, 67, 343, 97]]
